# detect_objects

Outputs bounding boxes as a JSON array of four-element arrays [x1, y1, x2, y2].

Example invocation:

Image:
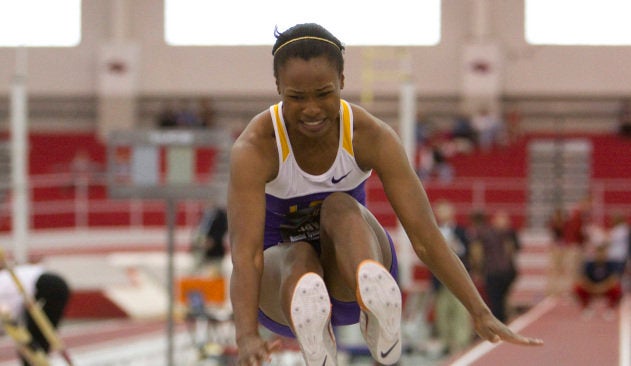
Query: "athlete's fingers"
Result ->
[[495, 326, 544, 346], [502, 331, 544, 346], [266, 338, 282, 353]]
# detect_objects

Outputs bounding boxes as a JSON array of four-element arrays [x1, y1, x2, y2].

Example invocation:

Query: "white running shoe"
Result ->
[[290, 272, 338, 366], [356, 260, 402, 365]]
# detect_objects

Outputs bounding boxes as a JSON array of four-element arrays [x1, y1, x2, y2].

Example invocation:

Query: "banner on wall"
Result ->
[[97, 41, 140, 97], [461, 42, 503, 98]]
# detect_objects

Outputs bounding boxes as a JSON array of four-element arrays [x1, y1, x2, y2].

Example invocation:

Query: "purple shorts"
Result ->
[[257, 233, 399, 338]]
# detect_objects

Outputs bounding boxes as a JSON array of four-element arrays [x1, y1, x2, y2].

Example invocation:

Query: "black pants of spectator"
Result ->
[[21, 272, 71, 366], [485, 270, 516, 323]]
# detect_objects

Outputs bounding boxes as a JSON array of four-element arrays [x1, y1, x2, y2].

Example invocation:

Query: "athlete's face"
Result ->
[[276, 56, 344, 138]]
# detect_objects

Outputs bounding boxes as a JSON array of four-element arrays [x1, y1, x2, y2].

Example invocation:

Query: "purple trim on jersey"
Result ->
[[257, 232, 399, 338], [264, 181, 367, 249]]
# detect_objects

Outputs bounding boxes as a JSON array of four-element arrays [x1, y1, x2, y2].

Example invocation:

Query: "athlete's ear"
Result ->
[[275, 80, 281, 95], [340, 73, 345, 90]]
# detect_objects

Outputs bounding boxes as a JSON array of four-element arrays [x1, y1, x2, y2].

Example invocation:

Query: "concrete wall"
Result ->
[[1, 0, 630, 98]]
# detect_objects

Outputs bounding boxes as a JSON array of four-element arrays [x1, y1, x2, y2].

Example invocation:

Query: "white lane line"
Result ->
[[451, 296, 557, 366], [620, 294, 631, 366]]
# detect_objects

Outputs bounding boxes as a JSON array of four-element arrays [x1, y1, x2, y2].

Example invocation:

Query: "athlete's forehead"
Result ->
[[277, 57, 340, 89], [283, 82, 336, 94]]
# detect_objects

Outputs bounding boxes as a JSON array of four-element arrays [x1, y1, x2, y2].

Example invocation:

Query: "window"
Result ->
[[0, 0, 81, 47], [165, 0, 440, 46], [526, 0, 631, 45]]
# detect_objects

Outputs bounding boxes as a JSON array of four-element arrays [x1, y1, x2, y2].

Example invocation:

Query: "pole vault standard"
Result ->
[[359, 47, 418, 291], [10, 46, 29, 265]]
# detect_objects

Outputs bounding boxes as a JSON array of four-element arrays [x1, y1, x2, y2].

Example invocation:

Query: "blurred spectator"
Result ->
[[191, 200, 228, 274], [416, 144, 435, 181], [199, 97, 217, 129], [156, 101, 179, 128], [416, 141, 454, 183], [63, 149, 102, 196], [176, 100, 203, 128], [471, 106, 502, 152], [450, 113, 476, 154], [573, 244, 622, 321], [617, 99, 631, 137], [561, 197, 592, 293], [468, 210, 519, 322], [431, 141, 454, 183], [431, 201, 473, 356], [70, 149, 101, 179], [546, 207, 570, 296], [606, 212, 629, 276], [503, 104, 523, 144], [0, 262, 71, 366], [415, 111, 434, 147]]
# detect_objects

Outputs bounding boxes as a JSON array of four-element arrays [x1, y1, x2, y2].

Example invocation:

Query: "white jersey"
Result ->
[[263, 99, 372, 247], [0, 264, 44, 319]]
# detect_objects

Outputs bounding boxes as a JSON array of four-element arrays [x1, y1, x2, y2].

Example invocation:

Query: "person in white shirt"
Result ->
[[0, 262, 70, 365], [607, 213, 630, 275]]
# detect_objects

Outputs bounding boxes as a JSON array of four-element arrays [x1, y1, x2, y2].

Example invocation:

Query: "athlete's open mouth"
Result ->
[[302, 119, 325, 126]]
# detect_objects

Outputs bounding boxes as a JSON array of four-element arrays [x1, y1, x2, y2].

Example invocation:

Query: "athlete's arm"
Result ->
[[228, 115, 281, 364], [352, 105, 542, 346]]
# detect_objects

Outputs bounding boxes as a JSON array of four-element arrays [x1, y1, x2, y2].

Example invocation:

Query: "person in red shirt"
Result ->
[[573, 244, 623, 320]]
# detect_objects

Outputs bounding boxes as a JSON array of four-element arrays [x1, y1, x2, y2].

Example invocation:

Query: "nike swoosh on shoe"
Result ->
[[380, 339, 400, 359]]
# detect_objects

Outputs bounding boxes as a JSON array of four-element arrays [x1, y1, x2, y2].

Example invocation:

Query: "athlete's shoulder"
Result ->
[[230, 109, 278, 176], [234, 109, 274, 146]]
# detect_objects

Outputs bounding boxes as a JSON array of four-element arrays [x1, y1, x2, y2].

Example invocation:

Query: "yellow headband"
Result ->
[[273, 36, 341, 56]]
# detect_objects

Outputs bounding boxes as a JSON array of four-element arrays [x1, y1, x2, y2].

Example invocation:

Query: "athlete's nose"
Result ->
[[302, 97, 323, 119]]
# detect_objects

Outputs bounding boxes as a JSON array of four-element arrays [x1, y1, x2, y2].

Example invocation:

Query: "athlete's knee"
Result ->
[[320, 192, 362, 223]]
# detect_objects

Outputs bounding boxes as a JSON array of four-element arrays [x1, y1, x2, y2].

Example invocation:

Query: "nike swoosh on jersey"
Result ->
[[331, 171, 351, 184], [380, 339, 400, 359]]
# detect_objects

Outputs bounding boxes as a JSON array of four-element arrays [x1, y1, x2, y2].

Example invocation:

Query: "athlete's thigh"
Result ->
[[320, 203, 392, 301], [259, 241, 321, 324]]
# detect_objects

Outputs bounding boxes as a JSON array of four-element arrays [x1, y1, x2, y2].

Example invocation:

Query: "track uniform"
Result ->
[[258, 99, 399, 337]]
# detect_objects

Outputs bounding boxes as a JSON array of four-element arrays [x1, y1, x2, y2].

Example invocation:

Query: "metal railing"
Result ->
[[0, 172, 207, 231], [1, 173, 629, 232]]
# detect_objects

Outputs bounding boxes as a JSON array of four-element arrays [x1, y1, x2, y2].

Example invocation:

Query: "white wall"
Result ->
[[1, 0, 631, 97]]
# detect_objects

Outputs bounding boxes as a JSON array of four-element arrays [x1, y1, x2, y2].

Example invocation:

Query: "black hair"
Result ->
[[272, 23, 345, 79]]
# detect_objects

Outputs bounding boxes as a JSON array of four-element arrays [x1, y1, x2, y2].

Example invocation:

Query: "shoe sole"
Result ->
[[356, 260, 402, 365], [290, 272, 337, 366]]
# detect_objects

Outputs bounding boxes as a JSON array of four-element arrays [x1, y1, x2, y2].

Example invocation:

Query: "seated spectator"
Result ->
[[618, 99, 631, 137], [503, 104, 523, 145], [573, 243, 622, 320], [156, 101, 178, 128], [199, 97, 217, 129], [415, 111, 434, 147], [416, 140, 454, 183], [451, 113, 476, 154], [471, 106, 502, 152], [176, 100, 203, 128]]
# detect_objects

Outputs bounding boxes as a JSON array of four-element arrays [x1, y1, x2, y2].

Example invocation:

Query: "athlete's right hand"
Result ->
[[237, 334, 282, 365]]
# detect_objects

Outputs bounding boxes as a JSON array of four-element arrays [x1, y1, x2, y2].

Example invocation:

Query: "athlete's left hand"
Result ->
[[473, 310, 544, 346]]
